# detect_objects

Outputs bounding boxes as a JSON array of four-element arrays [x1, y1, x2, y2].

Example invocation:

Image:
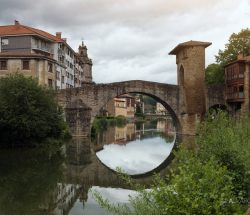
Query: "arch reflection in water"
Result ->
[[95, 119, 176, 175]]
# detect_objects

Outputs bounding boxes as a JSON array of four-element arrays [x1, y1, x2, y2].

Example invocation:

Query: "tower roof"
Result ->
[[169, 40, 212, 55]]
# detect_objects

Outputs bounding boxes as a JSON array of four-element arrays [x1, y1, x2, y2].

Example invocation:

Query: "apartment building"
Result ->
[[224, 54, 250, 112], [0, 20, 92, 89], [107, 94, 135, 118], [156, 102, 167, 115]]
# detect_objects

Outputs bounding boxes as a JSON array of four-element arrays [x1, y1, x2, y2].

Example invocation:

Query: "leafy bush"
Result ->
[[197, 112, 250, 201], [0, 74, 68, 146], [93, 111, 250, 214], [93, 152, 243, 215]]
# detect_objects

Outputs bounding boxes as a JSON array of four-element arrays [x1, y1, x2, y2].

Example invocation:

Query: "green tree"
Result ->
[[205, 63, 224, 85], [216, 28, 250, 65], [0, 74, 68, 146]]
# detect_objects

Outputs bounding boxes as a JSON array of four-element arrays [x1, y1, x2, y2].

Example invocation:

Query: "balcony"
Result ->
[[226, 91, 244, 101], [32, 45, 52, 55]]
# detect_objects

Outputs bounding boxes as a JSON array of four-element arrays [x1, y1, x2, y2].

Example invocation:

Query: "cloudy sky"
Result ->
[[0, 0, 249, 84]]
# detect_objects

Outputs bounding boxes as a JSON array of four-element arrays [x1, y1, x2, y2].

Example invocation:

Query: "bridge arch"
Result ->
[[57, 80, 181, 133], [98, 91, 181, 132]]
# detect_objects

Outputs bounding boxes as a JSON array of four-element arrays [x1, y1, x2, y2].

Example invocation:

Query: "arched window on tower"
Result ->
[[179, 65, 184, 86]]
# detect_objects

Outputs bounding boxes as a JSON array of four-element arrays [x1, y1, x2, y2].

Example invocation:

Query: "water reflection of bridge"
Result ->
[[54, 130, 178, 213], [51, 117, 177, 214]]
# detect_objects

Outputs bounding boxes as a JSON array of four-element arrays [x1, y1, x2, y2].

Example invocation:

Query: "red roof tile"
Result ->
[[0, 22, 63, 42]]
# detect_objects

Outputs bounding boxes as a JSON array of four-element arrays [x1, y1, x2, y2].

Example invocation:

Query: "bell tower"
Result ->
[[78, 41, 93, 83], [169, 40, 211, 135]]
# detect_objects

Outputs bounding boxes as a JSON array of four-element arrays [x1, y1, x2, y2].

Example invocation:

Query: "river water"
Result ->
[[0, 118, 177, 215]]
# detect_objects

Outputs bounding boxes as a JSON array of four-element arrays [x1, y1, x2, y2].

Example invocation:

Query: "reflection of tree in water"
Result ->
[[138, 130, 175, 143], [0, 146, 65, 215], [91, 117, 127, 142], [135, 119, 158, 131]]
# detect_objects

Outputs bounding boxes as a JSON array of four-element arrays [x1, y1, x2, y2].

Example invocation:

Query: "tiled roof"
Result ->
[[0, 22, 63, 42], [169, 40, 212, 55]]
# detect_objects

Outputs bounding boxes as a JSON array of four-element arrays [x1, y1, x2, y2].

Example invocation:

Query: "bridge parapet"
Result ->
[[206, 84, 226, 109]]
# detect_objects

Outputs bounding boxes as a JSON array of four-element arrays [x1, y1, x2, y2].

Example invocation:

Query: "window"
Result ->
[[0, 60, 7, 70], [179, 65, 184, 86], [1, 38, 9, 46], [62, 76, 65, 83], [56, 71, 60, 80], [48, 79, 53, 88], [48, 62, 53, 73], [239, 85, 244, 98], [22, 60, 30, 70]]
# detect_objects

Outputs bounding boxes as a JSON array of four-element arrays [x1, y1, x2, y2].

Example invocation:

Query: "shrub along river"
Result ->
[[0, 118, 177, 215]]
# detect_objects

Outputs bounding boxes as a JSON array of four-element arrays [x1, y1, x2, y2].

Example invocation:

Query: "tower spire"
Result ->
[[81, 37, 84, 46]]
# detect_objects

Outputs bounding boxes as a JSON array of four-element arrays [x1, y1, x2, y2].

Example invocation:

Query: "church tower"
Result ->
[[78, 42, 93, 83]]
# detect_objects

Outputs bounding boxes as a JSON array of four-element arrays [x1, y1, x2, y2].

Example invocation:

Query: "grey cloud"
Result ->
[[0, 0, 249, 84]]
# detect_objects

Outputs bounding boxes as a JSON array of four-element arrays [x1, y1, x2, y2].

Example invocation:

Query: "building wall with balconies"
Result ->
[[0, 22, 93, 90], [1, 36, 31, 52], [225, 56, 250, 112]]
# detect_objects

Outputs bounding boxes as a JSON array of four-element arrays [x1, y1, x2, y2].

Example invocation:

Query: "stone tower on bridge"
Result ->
[[169, 41, 212, 134]]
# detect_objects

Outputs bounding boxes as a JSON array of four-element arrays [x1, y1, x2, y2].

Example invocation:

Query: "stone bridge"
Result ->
[[57, 41, 226, 135], [58, 80, 180, 126]]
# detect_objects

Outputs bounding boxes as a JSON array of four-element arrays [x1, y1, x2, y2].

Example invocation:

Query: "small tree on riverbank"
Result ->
[[0, 74, 68, 146]]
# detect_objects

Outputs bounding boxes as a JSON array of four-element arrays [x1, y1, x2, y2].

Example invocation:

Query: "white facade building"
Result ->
[[0, 21, 93, 90]]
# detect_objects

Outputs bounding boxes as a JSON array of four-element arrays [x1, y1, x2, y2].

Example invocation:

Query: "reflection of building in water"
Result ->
[[107, 94, 135, 118], [38, 182, 81, 215], [114, 123, 136, 145], [94, 124, 136, 148], [53, 183, 81, 215], [157, 119, 176, 134], [157, 119, 166, 132]]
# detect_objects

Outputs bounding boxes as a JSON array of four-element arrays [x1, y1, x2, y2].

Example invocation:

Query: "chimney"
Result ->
[[56, 32, 62, 39], [14, 20, 20, 25]]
